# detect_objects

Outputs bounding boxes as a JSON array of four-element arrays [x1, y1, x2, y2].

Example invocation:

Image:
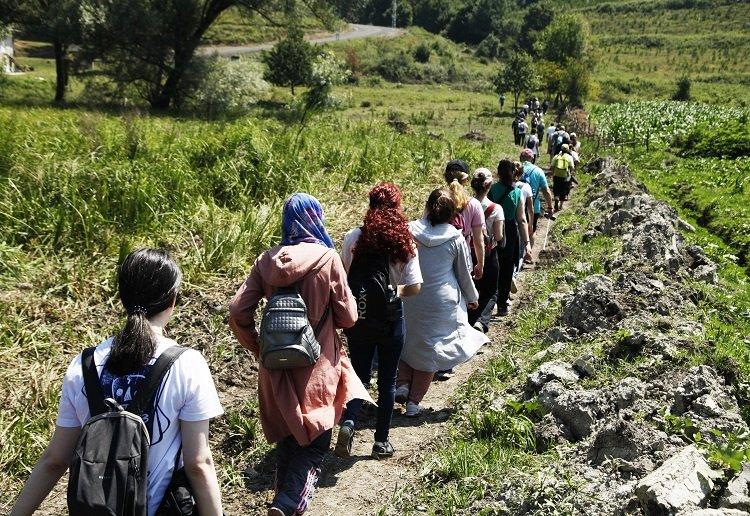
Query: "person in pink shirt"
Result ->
[[228, 193, 371, 516], [444, 159, 486, 280]]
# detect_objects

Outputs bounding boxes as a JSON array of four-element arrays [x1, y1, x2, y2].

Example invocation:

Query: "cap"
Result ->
[[570, 132, 577, 138], [520, 148, 535, 160], [561, 143, 570, 152], [445, 159, 469, 174], [473, 167, 493, 183]]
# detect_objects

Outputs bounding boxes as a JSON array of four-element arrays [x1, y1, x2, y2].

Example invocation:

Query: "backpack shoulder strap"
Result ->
[[82, 346, 107, 417], [483, 202, 496, 218], [129, 346, 187, 415]]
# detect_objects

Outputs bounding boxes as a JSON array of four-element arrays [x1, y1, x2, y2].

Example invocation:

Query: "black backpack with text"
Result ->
[[345, 250, 398, 340], [67, 346, 186, 516]]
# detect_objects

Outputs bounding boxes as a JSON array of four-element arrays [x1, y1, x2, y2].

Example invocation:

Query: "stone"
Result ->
[[615, 377, 646, 410], [693, 264, 718, 285], [673, 366, 736, 416], [532, 342, 566, 362], [573, 354, 597, 378], [538, 381, 607, 441], [635, 445, 722, 514], [588, 419, 645, 465], [527, 361, 580, 391], [719, 464, 750, 512], [534, 412, 569, 451], [545, 326, 576, 344], [682, 510, 748, 516], [561, 274, 623, 333]]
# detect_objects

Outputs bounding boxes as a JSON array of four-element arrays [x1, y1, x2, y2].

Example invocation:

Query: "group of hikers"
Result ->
[[511, 98, 581, 211], [10, 131, 580, 516]]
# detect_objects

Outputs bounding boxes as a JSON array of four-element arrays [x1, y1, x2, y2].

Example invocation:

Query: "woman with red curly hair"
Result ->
[[337, 182, 423, 460]]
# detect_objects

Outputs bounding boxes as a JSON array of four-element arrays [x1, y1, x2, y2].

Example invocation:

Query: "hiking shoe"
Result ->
[[372, 441, 395, 459], [395, 385, 409, 404], [405, 401, 424, 417], [334, 421, 355, 458], [511, 278, 518, 294], [497, 306, 509, 317], [359, 401, 377, 418], [268, 508, 285, 516], [473, 321, 485, 333], [434, 369, 454, 381]]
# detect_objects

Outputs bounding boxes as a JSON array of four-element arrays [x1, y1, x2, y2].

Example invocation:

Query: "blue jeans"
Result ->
[[342, 309, 405, 443]]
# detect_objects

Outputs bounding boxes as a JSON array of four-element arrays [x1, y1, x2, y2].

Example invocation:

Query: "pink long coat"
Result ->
[[228, 242, 371, 446]]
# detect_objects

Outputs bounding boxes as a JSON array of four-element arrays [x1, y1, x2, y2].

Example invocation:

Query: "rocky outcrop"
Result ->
[[635, 445, 722, 514]]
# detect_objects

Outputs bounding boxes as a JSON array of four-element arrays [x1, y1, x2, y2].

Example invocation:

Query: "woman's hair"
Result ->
[[471, 168, 493, 193], [425, 188, 456, 226], [497, 159, 515, 187], [107, 248, 182, 375], [513, 161, 523, 178], [447, 180, 470, 212], [355, 182, 415, 265]]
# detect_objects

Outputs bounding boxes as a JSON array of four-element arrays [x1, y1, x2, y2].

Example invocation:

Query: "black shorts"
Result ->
[[533, 212, 541, 232], [553, 176, 571, 199]]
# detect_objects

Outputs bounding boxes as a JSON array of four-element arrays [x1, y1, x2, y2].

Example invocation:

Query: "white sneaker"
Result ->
[[473, 321, 484, 332], [394, 385, 409, 404], [405, 401, 423, 417]]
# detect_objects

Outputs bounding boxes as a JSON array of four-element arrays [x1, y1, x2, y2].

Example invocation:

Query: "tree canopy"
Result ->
[[494, 50, 538, 112]]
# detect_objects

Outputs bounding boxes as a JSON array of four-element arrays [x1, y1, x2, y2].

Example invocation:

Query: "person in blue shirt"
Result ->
[[520, 149, 555, 250]]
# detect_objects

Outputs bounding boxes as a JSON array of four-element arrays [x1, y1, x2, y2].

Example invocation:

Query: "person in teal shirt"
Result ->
[[520, 149, 555, 249], [487, 159, 531, 316]]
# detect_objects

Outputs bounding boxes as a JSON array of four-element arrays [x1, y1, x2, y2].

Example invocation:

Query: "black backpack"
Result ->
[[344, 251, 398, 339], [67, 345, 187, 516]]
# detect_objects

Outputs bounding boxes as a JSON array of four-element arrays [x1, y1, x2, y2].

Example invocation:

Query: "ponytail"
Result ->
[[107, 248, 181, 375], [425, 188, 456, 226], [447, 179, 469, 213], [108, 311, 155, 375]]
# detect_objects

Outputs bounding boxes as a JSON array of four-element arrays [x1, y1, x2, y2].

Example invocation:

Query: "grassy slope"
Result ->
[[574, 0, 750, 105]]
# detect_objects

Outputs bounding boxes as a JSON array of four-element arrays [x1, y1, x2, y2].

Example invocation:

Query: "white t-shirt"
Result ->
[[515, 180, 533, 208], [342, 227, 423, 288], [479, 197, 505, 249], [57, 336, 224, 516]]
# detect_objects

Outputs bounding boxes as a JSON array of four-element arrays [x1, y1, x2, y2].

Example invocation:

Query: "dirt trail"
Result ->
[[308, 215, 556, 516]]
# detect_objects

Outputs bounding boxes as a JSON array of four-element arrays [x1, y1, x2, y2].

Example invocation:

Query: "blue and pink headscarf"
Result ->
[[281, 193, 335, 249]]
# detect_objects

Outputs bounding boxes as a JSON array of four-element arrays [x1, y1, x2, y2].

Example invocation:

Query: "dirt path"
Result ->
[[308, 214, 557, 516]]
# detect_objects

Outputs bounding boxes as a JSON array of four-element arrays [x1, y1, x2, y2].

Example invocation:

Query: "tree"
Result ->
[[535, 12, 590, 64], [518, 0, 554, 53], [0, 0, 80, 102], [80, 0, 336, 110], [493, 51, 537, 112], [561, 59, 590, 106], [262, 27, 315, 95], [673, 75, 691, 101]]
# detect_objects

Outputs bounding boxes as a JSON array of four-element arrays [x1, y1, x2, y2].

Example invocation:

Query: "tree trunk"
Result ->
[[513, 91, 520, 113], [53, 39, 68, 103], [291, 83, 295, 96]]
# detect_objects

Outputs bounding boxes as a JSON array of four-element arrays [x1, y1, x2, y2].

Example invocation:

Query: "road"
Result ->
[[199, 23, 402, 57]]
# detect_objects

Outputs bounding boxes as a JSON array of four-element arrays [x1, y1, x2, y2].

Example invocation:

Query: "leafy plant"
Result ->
[[262, 27, 315, 95]]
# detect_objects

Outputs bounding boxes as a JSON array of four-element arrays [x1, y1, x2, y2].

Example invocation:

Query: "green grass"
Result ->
[[576, 0, 750, 105]]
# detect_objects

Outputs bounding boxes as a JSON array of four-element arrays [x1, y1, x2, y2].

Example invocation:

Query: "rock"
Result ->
[[545, 326, 576, 344], [622, 219, 683, 272], [538, 381, 607, 441], [561, 274, 623, 333], [673, 366, 737, 416], [527, 361, 580, 391], [635, 445, 722, 514], [616, 377, 646, 410], [719, 464, 750, 512], [683, 510, 748, 516], [588, 419, 645, 465], [534, 412, 569, 451], [573, 354, 597, 378], [532, 342, 566, 362], [678, 218, 696, 233], [693, 264, 718, 285]]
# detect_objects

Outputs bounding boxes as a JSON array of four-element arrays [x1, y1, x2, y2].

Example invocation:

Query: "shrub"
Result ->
[[303, 51, 350, 111], [673, 120, 750, 158], [475, 33, 505, 60], [413, 42, 432, 63], [184, 58, 269, 117], [262, 28, 314, 95], [377, 52, 416, 83], [673, 75, 692, 101]]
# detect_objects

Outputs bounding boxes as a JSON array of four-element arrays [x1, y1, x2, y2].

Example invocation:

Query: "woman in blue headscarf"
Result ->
[[229, 193, 370, 516]]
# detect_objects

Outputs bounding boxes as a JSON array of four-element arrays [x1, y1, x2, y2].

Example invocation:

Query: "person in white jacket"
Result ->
[[396, 188, 489, 417]]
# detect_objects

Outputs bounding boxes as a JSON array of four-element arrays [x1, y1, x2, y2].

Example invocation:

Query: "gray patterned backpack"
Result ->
[[259, 283, 330, 369]]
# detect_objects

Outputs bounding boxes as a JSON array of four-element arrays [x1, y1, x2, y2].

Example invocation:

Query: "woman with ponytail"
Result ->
[[444, 159, 486, 280], [11, 249, 224, 516], [469, 168, 505, 333], [336, 182, 422, 460]]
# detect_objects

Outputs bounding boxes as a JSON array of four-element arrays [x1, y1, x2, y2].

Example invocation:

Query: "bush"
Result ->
[[303, 51, 350, 111], [413, 42, 432, 63], [673, 120, 750, 158], [262, 28, 314, 95], [475, 33, 505, 60], [184, 58, 269, 117], [377, 52, 416, 82], [673, 75, 692, 101]]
